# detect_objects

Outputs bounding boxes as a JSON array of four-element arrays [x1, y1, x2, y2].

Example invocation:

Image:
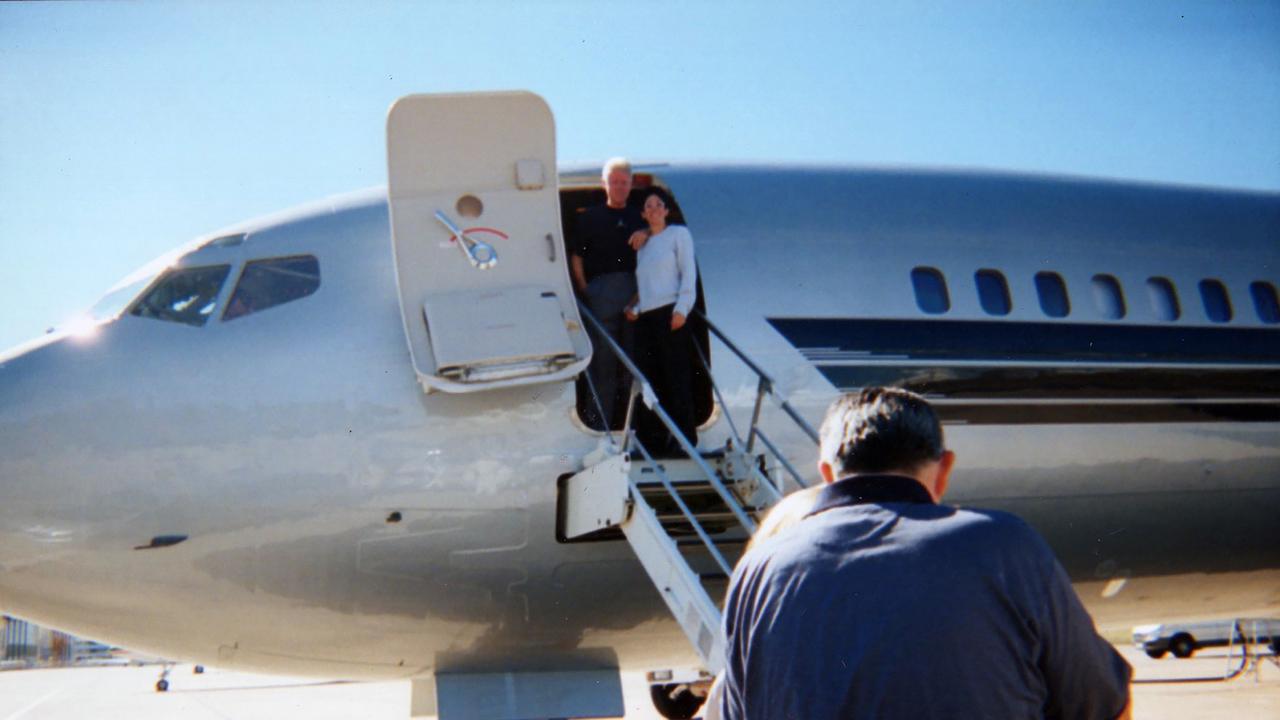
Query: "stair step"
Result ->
[[655, 510, 745, 524], [675, 537, 748, 548], [628, 447, 727, 462], [634, 482, 727, 499]]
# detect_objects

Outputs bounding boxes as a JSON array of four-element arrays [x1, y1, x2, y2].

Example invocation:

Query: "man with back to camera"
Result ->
[[570, 157, 647, 429], [717, 387, 1132, 719]]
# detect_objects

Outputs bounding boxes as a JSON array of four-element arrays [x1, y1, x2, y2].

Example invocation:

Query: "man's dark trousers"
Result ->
[[584, 271, 636, 429]]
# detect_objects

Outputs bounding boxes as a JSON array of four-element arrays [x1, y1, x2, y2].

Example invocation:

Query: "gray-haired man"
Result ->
[[570, 157, 647, 429]]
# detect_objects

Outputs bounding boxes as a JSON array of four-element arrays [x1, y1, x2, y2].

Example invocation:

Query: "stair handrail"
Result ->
[[579, 362, 622, 451], [693, 309, 820, 451], [628, 437, 735, 578], [692, 309, 818, 496], [687, 334, 810, 495], [577, 302, 759, 535]]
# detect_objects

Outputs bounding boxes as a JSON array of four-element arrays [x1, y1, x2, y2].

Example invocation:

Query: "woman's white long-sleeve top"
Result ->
[[635, 224, 696, 316]]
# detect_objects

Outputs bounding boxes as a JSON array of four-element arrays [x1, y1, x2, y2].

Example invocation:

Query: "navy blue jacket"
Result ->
[[719, 475, 1131, 719]]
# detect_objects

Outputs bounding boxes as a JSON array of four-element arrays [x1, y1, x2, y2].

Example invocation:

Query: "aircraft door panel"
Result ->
[[386, 92, 590, 393]]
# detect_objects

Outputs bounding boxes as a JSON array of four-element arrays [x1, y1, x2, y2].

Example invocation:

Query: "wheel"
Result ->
[[155, 679, 169, 692], [193, 665, 205, 674], [649, 683, 704, 720], [1145, 648, 1167, 659], [1169, 633, 1196, 659]]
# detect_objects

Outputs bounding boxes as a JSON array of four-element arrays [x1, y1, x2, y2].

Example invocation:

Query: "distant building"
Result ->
[[3, 616, 80, 666], [3, 615, 37, 661]]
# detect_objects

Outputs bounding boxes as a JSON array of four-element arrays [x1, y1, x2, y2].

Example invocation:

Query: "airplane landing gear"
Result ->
[[155, 664, 173, 692], [649, 683, 705, 720]]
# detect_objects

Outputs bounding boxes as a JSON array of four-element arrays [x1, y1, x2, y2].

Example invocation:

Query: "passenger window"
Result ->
[[1146, 277, 1180, 321], [1091, 274, 1126, 319], [974, 269, 1011, 316], [1250, 281, 1280, 324], [130, 265, 231, 327], [910, 267, 950, 314], [223, 255, 321, 321], [1199, 279, 1233, 323], [1034, 272, 1070, 318]]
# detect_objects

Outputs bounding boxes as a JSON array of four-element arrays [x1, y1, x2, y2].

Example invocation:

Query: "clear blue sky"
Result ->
[[2, 1, 1278, 350]]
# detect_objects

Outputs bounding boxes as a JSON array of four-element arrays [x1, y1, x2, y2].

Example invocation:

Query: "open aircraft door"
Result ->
[[386, 92, 590, 393]]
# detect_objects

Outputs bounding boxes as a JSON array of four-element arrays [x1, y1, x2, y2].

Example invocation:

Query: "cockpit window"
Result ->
[[88, 272, 163, 325], [84, 245, 194, 325], [129, 265, 231, 327], [223, 255, 320, 321]]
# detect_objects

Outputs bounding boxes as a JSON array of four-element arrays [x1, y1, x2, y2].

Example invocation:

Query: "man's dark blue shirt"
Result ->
[[572, 203, 644, 282], [719, 475, 1131, 719]]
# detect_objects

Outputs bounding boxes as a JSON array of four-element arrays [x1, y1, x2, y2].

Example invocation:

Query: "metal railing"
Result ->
[[576, 300, 827, 555], [626, 433, 735, 577], [692, 309, 818, 492], [577, 302, 760, 538]]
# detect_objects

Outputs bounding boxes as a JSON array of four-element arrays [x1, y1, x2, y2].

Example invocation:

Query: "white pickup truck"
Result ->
[[1132, 618, 1280, 659]]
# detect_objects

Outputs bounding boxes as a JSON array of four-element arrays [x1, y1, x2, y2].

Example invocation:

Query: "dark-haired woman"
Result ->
[[625, 189, 698, 453]]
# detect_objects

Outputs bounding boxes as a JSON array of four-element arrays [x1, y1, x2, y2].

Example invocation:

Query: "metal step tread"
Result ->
[[628, 447, 727, 462], [654, 508, 766, 524]]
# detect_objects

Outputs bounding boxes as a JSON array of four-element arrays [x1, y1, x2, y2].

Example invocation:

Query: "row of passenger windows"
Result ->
[[911, 267, 1280, 324], [129, 255, 321, 327]]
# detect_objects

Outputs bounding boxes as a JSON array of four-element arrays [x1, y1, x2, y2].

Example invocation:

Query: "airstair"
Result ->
[[559, 306, 820, 674]]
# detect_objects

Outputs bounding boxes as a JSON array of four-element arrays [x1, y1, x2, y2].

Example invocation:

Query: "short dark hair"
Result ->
[[819, 387, 945, 476]]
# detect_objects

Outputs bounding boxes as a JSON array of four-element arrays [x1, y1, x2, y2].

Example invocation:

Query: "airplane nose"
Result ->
[[0, 341, 44, 557], [0, 334, 90, 568]]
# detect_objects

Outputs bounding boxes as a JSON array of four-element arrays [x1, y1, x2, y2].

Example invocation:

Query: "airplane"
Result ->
[[0, 91, 1277, 719]]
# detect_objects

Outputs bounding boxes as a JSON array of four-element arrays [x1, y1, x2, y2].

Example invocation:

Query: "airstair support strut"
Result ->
[[562, 303, 820, 674]]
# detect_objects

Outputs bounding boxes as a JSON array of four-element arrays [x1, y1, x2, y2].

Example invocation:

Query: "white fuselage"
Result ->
[[1, 166, 1277, 680]]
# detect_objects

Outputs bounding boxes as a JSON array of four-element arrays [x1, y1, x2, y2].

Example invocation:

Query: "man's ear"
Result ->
[[931, 450, 956, 501], [818, 461, 836, 484]]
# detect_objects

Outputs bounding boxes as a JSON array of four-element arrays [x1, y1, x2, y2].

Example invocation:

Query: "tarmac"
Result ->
[[0, 645, 1275, 719]]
